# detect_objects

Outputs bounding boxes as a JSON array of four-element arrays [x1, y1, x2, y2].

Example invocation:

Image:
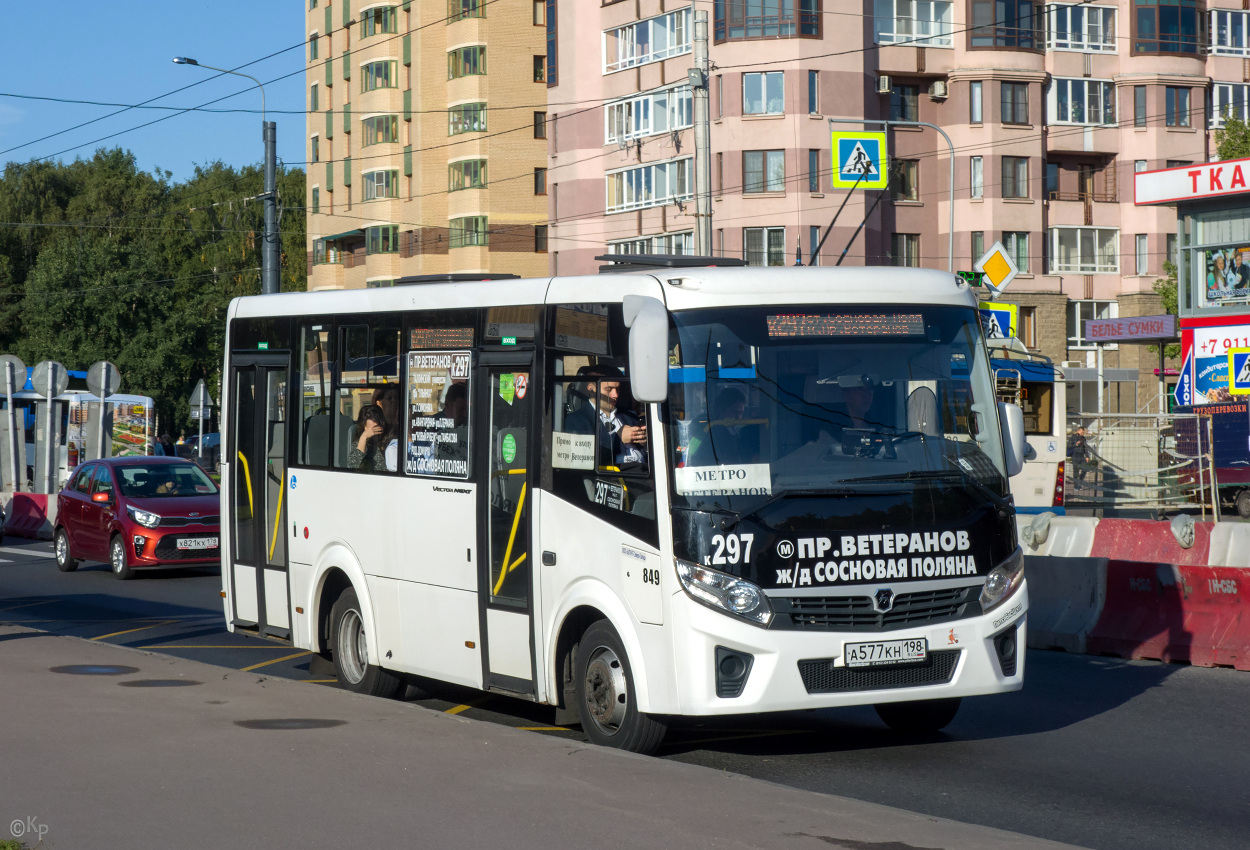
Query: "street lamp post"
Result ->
[[174, 57, 280, 295]]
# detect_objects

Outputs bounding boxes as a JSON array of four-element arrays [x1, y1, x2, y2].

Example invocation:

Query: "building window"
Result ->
[[891, 83, 919, 121], [971, 0, 1040, 48], [892, 159, 919, 201], [1166, 159, 1191, 168], [744, 227, 786, 266], [533, 55, 546, 82], [1135, 233, 1149, 274], [311, 186, 320, 214], [448, 160, 487, 191], [873, 0, 953, 45], [1133, 1, 1201, 54], [1004, 231, 1029, 272], [534, 111, 547, 139], [715, 0, 821, 42], [604, 9, 692, 73], [1166, 86, 1191, 126], [361, 60, 398, 93], [450, 216, 489, 248], [310, 84, 319, 112], [360, 6, 398, 37], [1068, 299, 1118, 345], [534, 167, 547, 195], [546, 0, 557, 85], [1049, 78, 1116, 125], [366, 224, 400, 254], [808, 70, 819, 114], [362, 115, 400, 146], [1166, 232, 1177, 265], [609, 231, 694, 256], [449, 103, 487, 135], [744, 150, 785, 194], [1051, 227, 1119, 274], [1134, 85, 1147, 126], [310, 33, 319, 61], [605, 157, 693, 213], [1135, 159, 1148, 172], [448, 46, 486, 78], [809, 225, 821, 264], [1045, 161, 1059, 195], [533, 0, 545, 26], [717, 152, 724, 196], [1019, 306, 1037, 348], [891, 233, 920, 267], [1001, 82, 1029, 124], [1211, 9, 1250, 54], [535, 225, 548, 252], [743, 72, 784, 115], [449, 0, 485, 22], [970, 80, 983, 122], [363, 169, 400, 200], [716, 75, 724, 118], [1047, 4, 1116, 51], [808, 149, 821, 192], [971, 231, 985, 262], [365, 279, 396, 288], [311, 135, 320, 163], [605, 85, 693, 144], [1210, 83, 1250, 127], [1002, 156, 1029, 198], [970, 156, 984, 198]]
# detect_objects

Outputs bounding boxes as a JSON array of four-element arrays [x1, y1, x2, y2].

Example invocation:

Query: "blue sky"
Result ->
[[0, 1, 306, 183]]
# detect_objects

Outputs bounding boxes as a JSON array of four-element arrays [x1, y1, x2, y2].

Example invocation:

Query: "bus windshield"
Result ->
[[667, 305, 1008, 512]]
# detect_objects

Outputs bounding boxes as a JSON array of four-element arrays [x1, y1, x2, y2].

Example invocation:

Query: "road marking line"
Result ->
[[0, 546, 53, 558], [146, 644, 297, 649], [445, 698, 489, 715], [240, 650, 312, 672], [518, 726, 569, 731], [303, 679, 338, 683], [90, 620, 176, 641], [0, 600, 58, 612]]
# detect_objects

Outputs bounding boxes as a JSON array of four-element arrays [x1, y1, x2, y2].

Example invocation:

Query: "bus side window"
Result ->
[[298, 322, 336, 468]]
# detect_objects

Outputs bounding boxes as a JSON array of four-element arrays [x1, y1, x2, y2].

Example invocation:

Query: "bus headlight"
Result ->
[[127, 506, 161, 529], [979, 547, 1025, 614], [676, 560, 773, 627]]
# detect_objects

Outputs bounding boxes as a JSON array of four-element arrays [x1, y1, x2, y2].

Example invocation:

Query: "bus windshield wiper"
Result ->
[[842, 467, 1008, 505]]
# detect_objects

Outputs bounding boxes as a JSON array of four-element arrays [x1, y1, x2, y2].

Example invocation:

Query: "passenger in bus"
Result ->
[[565, 365, 645, 467], [691, 388, 752, 466], [372, 385, 402, 472], [348, 404, 390, 472], [612, 383, 647, 468], [435, 382, 470, 463]]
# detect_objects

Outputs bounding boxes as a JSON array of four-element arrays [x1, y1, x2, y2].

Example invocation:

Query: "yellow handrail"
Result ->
[[267, 466, 285, 562], [236, 451, 254, 514], [492, 482, 527, 596]]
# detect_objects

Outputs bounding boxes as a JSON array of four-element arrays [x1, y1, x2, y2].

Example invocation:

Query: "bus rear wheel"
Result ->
[[874, 697, 961, 734], [330, 587, 401, 699], [575, 620, 666, 755], [1236, 489, 1250, 519]]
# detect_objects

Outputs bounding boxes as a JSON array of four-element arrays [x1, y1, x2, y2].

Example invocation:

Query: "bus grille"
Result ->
[[798, 650, 961, 694], [775, 586, 980, 631]]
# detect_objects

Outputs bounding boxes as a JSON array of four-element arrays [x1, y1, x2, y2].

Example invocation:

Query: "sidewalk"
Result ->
[[0, 625, 1083, 850]]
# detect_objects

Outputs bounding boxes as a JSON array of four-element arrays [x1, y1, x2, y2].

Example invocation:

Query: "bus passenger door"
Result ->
[[477, 356, 536, 696], [228, 354, 292, 640]]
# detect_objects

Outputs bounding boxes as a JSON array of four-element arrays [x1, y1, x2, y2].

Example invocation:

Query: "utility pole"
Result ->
[[263, 120, 280, 295], [691, 10, 712, 255]]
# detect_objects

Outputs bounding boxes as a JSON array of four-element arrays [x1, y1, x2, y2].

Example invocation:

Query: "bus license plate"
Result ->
[[177, 537, 218, 550], [844, 638, 927, 667]]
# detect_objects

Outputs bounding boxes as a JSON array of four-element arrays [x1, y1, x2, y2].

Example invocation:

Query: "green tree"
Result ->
[[1216, 115, 1250, 160]]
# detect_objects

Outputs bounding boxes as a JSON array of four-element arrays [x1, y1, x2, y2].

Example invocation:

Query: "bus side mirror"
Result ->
[[998, 401, 1026, 477], [622, 295, 669, 403]]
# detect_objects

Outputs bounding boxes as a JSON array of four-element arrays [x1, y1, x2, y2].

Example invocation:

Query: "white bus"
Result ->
[[220, 264, 1028, 753], [990, 340, 1068, 513]]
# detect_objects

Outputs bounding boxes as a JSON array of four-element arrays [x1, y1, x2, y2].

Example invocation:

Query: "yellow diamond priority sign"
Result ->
[[974, 241, 1019, 297]]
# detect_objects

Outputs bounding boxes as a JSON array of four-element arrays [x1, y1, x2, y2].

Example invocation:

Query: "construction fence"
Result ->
[[1064, 413, 1220, 519]]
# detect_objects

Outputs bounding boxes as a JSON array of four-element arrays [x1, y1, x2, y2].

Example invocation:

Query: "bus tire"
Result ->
[[874, 697, 961, 734], [110, 535, 133, 580], [1236, 489, 1250, 519], [329, 587, 401, 699], [575, 620, 667, 754], [55, 528, 78, 572]]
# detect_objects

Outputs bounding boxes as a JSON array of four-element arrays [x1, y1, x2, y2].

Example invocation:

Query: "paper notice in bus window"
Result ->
[[553, 305, 609, 354], [406, 350, 472, 479], [674, 464, 772, 497], [552, 431, 595, 469]]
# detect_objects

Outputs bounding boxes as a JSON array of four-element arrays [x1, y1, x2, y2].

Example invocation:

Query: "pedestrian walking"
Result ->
[[1067, 426, 1090, 488]]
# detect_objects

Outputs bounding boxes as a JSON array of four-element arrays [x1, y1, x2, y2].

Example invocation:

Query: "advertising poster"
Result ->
[[405, 350, 472, 478], [111, 400, 153, 456], [1190, 323, 1250, 403], [1200, 245, 1250, 309]]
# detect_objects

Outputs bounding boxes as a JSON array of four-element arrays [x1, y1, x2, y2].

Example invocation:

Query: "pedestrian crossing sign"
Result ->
[[831, 131, 889, 189], [1229, 347, 1250, 395], [978, 301, 1018, 340]]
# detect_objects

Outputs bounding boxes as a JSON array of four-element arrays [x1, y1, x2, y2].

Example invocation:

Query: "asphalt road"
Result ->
[[2, 538, 1247, 850]]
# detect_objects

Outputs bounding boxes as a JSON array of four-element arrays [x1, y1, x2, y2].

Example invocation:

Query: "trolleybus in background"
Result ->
[[989, 339, 1068, 513], [220, 263, 1028, 754]]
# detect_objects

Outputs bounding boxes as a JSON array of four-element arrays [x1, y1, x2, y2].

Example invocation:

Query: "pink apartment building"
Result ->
[[546, 0, 1250, 409]]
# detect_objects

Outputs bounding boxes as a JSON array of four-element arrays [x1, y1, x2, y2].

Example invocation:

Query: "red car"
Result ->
[[55, 457, 221, 579]]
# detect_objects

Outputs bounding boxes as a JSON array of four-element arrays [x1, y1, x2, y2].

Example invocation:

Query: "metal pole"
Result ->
[[1096, 345, 1105, 419], [827, 118, 955, 271], [263, 120, 279, 294], [198, 396, 206, 462], [4, 362, 17, 493], [811, 168, 864, 264], [692, 11, 712, 256], [1158, 341, 1167, 415], [44, 365, 56, 495]]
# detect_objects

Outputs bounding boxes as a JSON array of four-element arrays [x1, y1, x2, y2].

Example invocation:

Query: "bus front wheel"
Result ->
[[1236, 489, 1250, 519], [575, 620, 667, 754], [330, 587, 401, 699], [874, 697, 961, 734]]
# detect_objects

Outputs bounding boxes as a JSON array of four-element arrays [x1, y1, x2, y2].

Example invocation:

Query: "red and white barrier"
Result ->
[[3, 494, 54, 540], [1088, 518, 1213, 568]]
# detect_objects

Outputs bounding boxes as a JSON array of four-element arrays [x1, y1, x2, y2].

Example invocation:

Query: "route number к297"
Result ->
[[709, 533, 754, 565]]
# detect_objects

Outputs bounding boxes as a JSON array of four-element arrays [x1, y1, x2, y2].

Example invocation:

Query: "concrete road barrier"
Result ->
[[1020, 556, 1107, 654], [1017, 514, 1099, 558], [1088, 517, 1212, 567], [1208, 523, 1250, 568], [4, 493, 54, 540]]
